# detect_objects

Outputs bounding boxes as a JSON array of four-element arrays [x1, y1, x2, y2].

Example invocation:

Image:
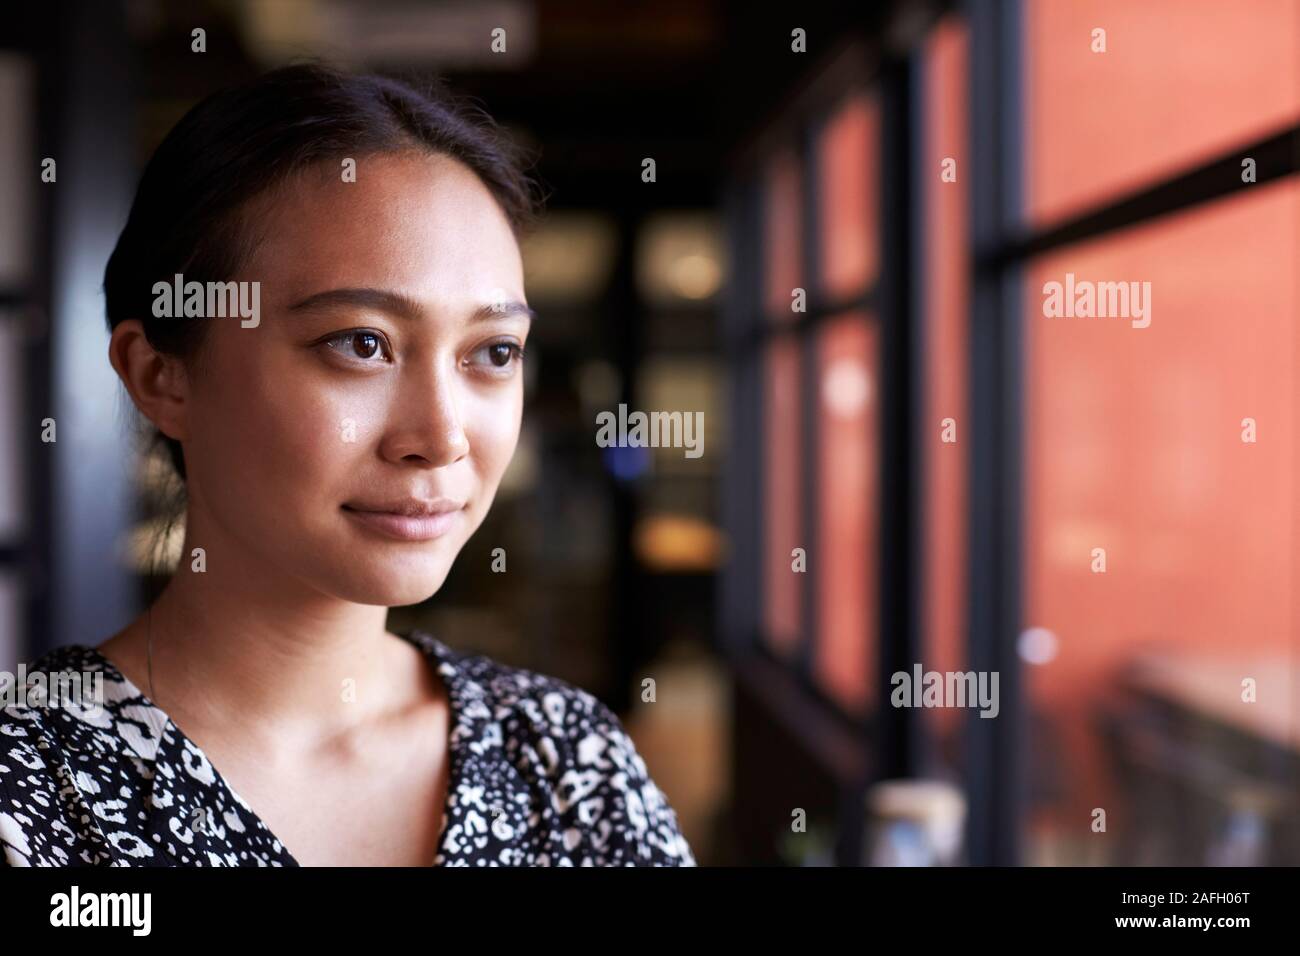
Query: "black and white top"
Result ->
[[0, 629, 696, 867]]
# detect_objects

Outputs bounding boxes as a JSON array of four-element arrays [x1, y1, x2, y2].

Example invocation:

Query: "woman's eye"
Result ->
[[470, 340, 525, 374], [322, 330, 390, 362]]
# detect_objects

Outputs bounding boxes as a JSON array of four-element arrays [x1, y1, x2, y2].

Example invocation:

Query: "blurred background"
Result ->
[[1, 0, 1298, 866]]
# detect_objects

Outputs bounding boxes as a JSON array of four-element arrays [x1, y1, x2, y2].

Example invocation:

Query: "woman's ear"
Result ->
[[107, 319, 190, 442]]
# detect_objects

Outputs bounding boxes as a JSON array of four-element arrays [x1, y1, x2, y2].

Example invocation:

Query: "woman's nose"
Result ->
[[379, 363, 470, 467]]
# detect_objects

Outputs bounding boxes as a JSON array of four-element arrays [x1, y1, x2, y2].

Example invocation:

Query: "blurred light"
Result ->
[[667, 253, 722, 300], [520, 212, 618, 303], [821, 357, 871, 418], [636, 212, 725, 305], [636, 356, 720, 474], [601, 444, 651, 483], [864, 779, 966, 867], [1018, 627, 1059, 665], [633, 513, 723, 572], [235, 0, 537, 69]]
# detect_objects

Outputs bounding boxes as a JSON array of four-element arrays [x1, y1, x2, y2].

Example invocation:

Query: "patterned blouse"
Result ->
[[0, 629, 696, 867]]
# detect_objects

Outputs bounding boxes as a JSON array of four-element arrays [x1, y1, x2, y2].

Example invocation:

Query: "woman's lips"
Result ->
[[341, 505, 462, 541]]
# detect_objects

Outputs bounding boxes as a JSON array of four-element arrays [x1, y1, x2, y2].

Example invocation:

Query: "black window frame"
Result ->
[[720, 30, 922, 867]]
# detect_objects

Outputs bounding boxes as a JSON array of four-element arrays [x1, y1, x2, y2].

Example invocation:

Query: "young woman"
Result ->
[[0, 63, 695, 867]]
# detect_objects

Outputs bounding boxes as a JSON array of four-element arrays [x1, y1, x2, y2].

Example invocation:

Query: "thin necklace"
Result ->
[[146, 616, 158, 705]]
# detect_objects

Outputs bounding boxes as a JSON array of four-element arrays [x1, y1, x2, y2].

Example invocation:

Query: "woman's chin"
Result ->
[[322, 559, 454, 607]]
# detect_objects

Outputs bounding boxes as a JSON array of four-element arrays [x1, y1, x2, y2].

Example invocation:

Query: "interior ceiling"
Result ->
[[126, 0, 887, 207]]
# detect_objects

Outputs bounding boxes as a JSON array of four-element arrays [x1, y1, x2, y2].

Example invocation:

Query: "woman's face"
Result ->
[[176, 151, 530, 606]]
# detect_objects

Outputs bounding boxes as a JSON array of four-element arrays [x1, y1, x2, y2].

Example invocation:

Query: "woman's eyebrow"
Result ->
[[470, 300, 537, 323], [287, 287, 535, 323]]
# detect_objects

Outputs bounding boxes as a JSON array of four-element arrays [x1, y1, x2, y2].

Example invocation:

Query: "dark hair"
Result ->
[[104, 61, 546, 483]]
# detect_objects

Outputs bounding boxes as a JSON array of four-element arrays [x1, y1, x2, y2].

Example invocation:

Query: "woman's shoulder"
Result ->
[[409, 630, 621, 730], [0, 643, 116, 866], [1, 643, 107, 741], [1, 641, 150, 797], [4, 637, 134, 749], [410, 631, 697, 866], [419, 632, 663, 774], [444, 640, 627, 729]]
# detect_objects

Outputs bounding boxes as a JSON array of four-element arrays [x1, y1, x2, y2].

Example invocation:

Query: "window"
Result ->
[[817, 93, 878, 299], [750, 66, 882, 721], [762, 149, 805, 660], [919, 18, 969, 757], [1024, 0, 1300, 228], [727, 0, 1300, 868], [1016, 0, 1300, 865], [814, 311, 877, 715]]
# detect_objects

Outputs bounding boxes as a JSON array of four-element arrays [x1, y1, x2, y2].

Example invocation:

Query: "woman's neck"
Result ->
[[98, 512, 420, 760]]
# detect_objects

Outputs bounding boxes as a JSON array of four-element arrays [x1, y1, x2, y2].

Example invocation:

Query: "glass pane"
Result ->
[[763, 335, 802, 657], [815, 312, 877, 716], [817, 92, 879, 302], [763, 148, 803, 322], [921, 18, 969, 758], [1025, 0, 1300, 228], [1022, 181, 1300, 865]]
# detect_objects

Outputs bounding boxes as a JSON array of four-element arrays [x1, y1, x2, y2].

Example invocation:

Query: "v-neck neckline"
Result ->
[[80, 629, 468, 867]]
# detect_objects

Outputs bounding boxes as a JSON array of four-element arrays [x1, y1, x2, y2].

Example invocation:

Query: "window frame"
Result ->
[[720, 32, 924, 866]]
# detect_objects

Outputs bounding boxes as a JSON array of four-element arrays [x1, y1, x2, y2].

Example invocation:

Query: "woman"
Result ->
[[0, 63, 695, 867]]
